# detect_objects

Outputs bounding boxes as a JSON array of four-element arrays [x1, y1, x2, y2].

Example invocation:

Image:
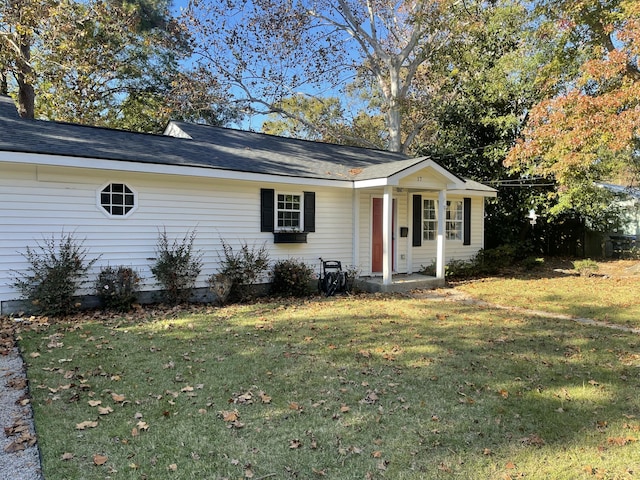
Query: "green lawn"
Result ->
[[454, 263, 640, 328], [19, 294, 640, 479]]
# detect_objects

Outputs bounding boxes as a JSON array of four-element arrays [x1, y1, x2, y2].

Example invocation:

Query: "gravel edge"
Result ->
[[0, 347, 44, 480]]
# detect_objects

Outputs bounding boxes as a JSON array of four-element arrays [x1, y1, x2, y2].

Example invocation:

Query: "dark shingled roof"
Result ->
[[0, 96, 427, 182]]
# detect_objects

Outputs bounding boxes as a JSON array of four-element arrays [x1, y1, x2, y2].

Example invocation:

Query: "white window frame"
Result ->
[[423, 198, 437, 241], [276, 192, 303, 231], [445, 200, 463, 241], [422, 199, 463, 241], [97, 182, 137, 218]]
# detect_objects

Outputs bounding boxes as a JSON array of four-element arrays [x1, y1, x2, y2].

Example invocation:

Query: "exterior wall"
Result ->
[[357, 188, 486, 276], [410, 194, 485, 270], [0, 162, 354, 312]]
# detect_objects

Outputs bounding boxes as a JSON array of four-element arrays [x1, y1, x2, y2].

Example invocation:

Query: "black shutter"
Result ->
[[412, 194, 422, 247], [260, 188, 275, 232], [463, 197, 471, 245], [303, 191, 316, 232]]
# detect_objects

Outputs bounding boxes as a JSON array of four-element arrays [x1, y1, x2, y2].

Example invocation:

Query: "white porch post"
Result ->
[[382, 186, 393, 285], [436, 189, 446, 279], [352, 190, 360, 269]]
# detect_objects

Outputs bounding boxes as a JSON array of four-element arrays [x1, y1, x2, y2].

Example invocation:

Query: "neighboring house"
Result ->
[[597, 183, 640, 237], [596, 183, 640, 257], [0, 96, 496, 313]]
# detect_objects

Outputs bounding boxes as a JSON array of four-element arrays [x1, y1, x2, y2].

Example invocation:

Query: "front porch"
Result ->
[[357, 274, 445, 293]]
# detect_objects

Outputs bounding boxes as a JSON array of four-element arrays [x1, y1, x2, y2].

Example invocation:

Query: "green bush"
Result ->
[[11, 232, 99, 316], [218, 239, 270, 301], [475, 245, 517, 274], [521, 256, 545, 270], [445, 258, 479, 278], [271, 258, 314, 297], [573, 258, 599, 277], [95, 266, 141, 311], [208, 273, 233, 306], [151, 229, 203, 305]]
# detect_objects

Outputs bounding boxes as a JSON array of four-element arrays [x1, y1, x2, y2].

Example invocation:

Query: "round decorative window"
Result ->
[[99, 183, 136, 216]]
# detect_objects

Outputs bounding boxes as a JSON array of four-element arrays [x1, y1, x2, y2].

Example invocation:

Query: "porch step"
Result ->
[[358, 274, 445, 293]]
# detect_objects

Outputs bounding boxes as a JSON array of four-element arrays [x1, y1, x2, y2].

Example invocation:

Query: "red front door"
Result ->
[[371, 198, 395, 273]]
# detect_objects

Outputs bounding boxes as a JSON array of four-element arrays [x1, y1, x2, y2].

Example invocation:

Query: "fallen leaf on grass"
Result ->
[[259, 391, 271, 404], [167, 463, 178, 471], [76, 420, 98, 430], [93, 454, 108, 466], [220, 410, 239, 422], [361, 391, 379, 404], [607, 436, 637, 446], [289, 439, 302, 449], [136, 421, 149, 431], [520, 434, 545, 446], [88, 400, 102, 407], [289, 401, 303, 412], [61, 452, 74, 460], [111, 392, 126, 403], [98, 406, 113, 415]]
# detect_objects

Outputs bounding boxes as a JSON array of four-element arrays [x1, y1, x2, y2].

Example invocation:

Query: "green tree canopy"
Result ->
[[1, 0, 237, 131], [506, 0, 640, 226]]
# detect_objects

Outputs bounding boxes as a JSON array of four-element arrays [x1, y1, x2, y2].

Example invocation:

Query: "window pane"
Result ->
[[100, 183, 135, 216], [276, 193, 301, 229], [423, 199, 437, 241], [445, 201, 463, 240]]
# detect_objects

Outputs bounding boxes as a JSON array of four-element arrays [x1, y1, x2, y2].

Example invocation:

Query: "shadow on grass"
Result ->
[[19, 296, 640, 479]]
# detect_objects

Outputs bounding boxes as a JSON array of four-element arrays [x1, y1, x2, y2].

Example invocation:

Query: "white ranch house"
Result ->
[[0, 96, 496, 314]]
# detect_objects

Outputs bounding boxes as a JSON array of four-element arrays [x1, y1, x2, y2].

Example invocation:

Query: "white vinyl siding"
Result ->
[[0, 163, 355, 309]]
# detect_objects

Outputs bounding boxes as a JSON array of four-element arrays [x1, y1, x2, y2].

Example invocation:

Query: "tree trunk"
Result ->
[[387, 101, 402, 153], [0, 72, 7, 96], [386, 61, 403, 153], [17, 80, 35, 119], [16, 33, 35, 119]]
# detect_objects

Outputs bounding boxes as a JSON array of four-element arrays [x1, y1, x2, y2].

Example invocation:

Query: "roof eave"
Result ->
[[0, 151, 355, 188]]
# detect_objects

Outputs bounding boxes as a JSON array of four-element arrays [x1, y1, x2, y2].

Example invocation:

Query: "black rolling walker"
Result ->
[[318, 258, 348, 296]]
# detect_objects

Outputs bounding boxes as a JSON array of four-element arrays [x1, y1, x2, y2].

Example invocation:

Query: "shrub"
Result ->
[[445, 258, 479, 278], [521, 256, 545, 270], [208, 273, 233, 306], [344, 264, 361, 293], [95, 266, 141, 311], [217, 239, 270, 302], [475, 245, 517, 274], [419, 260, 437, 277], [11, 232, 99, 316], [573, 259, 599, 277], [151, 229, 203, 305], [271, 258, 314, 297]]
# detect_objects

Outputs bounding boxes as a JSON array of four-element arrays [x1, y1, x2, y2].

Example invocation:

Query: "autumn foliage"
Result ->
[[506, 1, 640, 198]]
